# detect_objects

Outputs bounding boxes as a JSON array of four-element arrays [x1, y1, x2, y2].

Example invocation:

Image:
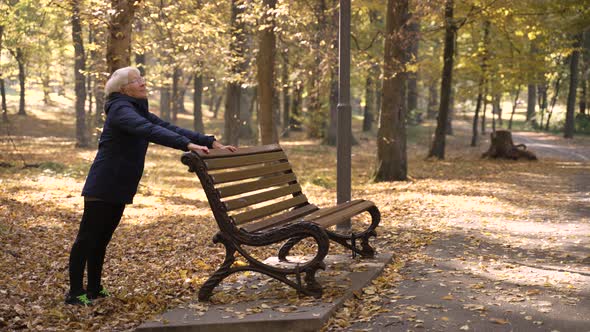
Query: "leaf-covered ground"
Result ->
[[1, 102, 589, 331]]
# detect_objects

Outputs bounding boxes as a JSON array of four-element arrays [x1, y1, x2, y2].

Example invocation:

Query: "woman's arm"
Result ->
[[109, 105, 192, 151], [146, 112, 216, 148]]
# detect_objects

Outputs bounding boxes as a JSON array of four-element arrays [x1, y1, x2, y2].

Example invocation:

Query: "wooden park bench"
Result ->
[[181, 144, 381, 301]]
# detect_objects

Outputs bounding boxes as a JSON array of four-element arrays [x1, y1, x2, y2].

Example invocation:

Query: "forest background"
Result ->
[[1, 0, 590, 330]]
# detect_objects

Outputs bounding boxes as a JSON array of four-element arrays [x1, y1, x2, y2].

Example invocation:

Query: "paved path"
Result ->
[[345, 131, 590, 332]]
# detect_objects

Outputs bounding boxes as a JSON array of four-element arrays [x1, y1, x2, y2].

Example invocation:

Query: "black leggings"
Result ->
[[68, 200, 125, 295]]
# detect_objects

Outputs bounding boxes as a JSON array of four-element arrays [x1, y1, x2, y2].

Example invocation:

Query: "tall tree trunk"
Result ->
[[428, 0, 455, 159], [172, 67, 180, 123], [376, 0, 409, 181], [15, 48, 26, 116], [508, 86, 521, 130], [72, 0, 89, 147], [406, 19, 419, 113], [281, 50, 291, 137], [257, 0, 278, 145], [564, 34, 582, 138], [193, 73, 204, 132], [106, 0, 137, 73], [224, 0, 246, 146], [0, 25, 7, 122]]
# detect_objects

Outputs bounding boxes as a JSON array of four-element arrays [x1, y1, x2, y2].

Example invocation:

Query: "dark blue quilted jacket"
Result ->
[[82, 93, 215, 203]]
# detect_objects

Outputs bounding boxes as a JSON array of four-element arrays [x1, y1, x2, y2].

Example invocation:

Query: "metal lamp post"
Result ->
[[336, 0, 352, 231]]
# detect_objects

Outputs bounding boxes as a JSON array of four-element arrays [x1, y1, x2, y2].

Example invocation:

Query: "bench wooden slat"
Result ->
[[224, 184, 302, 211], [218, 173, 297, 198], [302, 199, 364, 221], [204, 151, 287, 170], [195, 144, 282, 159], [240, 204, 319, 232], [232, 195, 309, 225], [307, 200, 376, 229], [211, 162, 292, 184]]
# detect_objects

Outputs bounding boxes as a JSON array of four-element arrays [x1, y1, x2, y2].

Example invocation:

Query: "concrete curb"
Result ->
[[138, 252, 393, 332]]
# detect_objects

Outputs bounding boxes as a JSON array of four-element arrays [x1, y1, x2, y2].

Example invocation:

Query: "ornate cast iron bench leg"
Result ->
[[198, 233, 236, 301], [278, 205, 381, 260], [199, 224, 329, 301]]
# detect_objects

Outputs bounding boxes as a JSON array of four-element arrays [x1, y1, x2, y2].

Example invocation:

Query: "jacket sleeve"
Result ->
[[147, 112, 216, 148], [108, 104, 191, 151]]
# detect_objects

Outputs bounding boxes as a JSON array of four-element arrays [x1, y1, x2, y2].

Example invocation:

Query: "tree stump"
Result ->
[[482, 130, 537, 160]]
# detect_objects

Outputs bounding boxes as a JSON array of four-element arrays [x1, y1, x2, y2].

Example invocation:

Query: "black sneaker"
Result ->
[[65, 293, 92, 306], [87, 286, 110, 300]]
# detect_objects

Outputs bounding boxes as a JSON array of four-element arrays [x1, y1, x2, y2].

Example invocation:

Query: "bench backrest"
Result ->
[[181, 144, 312, 233]]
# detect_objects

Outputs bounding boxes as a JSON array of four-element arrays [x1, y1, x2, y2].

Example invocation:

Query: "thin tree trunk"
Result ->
[[526, 84, 536, 121], [581, 78, 587, 115], [427, 79, 438, 119], [564, 34, 581, 138], [240, 87, 255, 139], [172, 67, 180, 123], [257, 0, 278, 145], [428, 0, 455, 159], [481, 87, 488, 134], [0, 25, 7, 122], [471, 21, 489, 146], [526, 41, 538, 122], [325, 0, 339, 145], [72, 0, 89, 147], [106, 0, 136, 73], [471, 82, 483, 147], [160, 86, 171, 121], [193, 73, 204, 132], [134, 20, 146, 76], [508, 86, 521, 130], [15, 48, 26, 116], [537, 84, 548, 128], [545, 76, 562, 131], [363, 71, 374, 132], [307, 0, 327, 139], [281, 50, 291, 137], [375, 0, 408, 181], [291, 83, 302, 131]]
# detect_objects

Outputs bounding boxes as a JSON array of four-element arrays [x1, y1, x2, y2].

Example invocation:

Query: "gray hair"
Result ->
[[105, 66, 141, 96]]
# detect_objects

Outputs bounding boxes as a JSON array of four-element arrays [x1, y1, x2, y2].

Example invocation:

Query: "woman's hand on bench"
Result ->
[[188, 143, 210, 154], [212, 141, 238, 152]]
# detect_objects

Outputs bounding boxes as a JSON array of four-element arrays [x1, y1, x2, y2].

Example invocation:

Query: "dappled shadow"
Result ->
[[346, 225, 590, 331]]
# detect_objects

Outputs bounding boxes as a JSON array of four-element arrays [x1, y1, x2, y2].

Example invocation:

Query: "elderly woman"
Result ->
[[65, 66, 236, 305]]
